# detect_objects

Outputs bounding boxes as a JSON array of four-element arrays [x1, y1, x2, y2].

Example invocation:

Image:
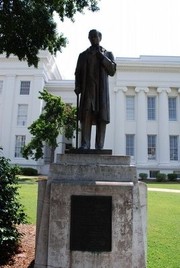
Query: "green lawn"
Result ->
[[147, 183, 180, 190], [18, 180, 180, 267], [148, 191, 180, 268], [18, 177, 38, 224], [147, 181, 180, 190]]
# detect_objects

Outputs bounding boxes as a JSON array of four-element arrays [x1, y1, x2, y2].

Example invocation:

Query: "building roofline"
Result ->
[[45, 80, 74, 91], [0, 51, 62, 80], [115, 55, 180, 73]]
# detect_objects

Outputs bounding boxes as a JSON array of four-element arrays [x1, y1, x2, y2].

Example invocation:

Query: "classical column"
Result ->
[[157, 87, 171, 165], [1, 75, 16, 156], [135, 87, 149, 164], [113, 86, 127, 154]]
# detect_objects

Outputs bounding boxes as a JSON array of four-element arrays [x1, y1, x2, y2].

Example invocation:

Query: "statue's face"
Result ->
[[89, 31, 101, 46]]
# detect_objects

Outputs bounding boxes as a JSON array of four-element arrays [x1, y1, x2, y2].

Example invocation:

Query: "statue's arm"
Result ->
[[98, 51, 116, 76]]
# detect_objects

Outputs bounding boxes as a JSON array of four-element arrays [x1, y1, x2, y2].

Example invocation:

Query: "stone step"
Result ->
[[56, 153, 131, 166], [49, 162, 136, 182]]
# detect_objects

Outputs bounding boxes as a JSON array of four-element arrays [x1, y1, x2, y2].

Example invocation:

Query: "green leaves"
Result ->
[[63, 104, 77, 139], [0, 151, 27, 264], [0, 0, 99, 66], [22, 90, 77, 161]]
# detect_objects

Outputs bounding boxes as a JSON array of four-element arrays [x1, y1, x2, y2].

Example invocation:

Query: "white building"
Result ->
[[0, 52, 180, 178], [0, 52, 62, 172]]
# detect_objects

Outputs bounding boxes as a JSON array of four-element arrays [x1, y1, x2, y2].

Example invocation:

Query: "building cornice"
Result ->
[[116, 55, 180, 73], [0, 51, 62, 81], [46, 80, 74, 91]]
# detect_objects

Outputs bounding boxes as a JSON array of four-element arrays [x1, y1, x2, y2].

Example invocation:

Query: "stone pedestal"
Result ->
[[34, 154, 147, 268]]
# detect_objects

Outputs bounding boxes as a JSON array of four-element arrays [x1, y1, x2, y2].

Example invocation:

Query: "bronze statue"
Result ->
[[75, 29, 116, 149]]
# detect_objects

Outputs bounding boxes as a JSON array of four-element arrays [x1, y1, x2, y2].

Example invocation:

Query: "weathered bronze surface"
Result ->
[[75, 29, 116, 150], [70, 195, 112, 252]]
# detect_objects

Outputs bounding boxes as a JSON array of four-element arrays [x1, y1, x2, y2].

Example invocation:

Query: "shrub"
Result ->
[[0, 152, 27, 264], [156, 173, 167, 182], [167, 173, 177, 182], [139, 173, 148, 180], [21, 167, 38, 176]]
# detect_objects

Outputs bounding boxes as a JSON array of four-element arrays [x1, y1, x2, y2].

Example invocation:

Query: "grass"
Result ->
[[148, 191, 180, 268], [18, 177, 38, 224], [147, 182, 180, 190], [17, 179, 180, 267]]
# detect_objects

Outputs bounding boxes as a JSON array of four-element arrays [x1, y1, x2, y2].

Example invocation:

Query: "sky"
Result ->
[[54, 0, 180, 79]]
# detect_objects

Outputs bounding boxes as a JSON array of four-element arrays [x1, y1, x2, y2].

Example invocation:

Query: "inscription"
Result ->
[[70, 195, 112, 252]]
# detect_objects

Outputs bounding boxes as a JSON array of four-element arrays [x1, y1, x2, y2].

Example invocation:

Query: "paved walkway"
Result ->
[[148, 188, 180, 193]]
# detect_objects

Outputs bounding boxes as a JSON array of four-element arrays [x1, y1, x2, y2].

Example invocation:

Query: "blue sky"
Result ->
[[55, 0, 180, 79]]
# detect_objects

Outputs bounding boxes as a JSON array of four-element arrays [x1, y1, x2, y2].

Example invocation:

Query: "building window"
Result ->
[[15, 135, 26, 158], [20, 81, 30, 95], [148, 135, 156, 160], [149, 170, 159, 178], [170, 135, 178, 161], [147, 96, 156, 120], [126, 134, 134, 156], [17, 104, 28, 126], [168, 97, 177, 121], [173, 171, 180, 178], [126, 96, 135, 120]]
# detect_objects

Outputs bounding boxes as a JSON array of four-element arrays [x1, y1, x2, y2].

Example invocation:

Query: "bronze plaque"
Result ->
[[70, 195, 112, 252]]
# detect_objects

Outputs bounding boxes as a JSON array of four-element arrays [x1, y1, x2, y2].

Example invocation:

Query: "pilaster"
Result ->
[[113, 87, 128, 154], [135, 87, 149, 164], [157, 87, 171, 164], [1, 75, 16, 156]]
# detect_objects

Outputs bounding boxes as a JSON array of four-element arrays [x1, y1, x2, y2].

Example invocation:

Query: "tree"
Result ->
[[0, 149, 27, 264], [0, 0, 99, 67], [22, 89, 77, 162]]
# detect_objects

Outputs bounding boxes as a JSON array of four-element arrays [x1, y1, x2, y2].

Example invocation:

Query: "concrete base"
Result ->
[[34, 154, 147, 268]]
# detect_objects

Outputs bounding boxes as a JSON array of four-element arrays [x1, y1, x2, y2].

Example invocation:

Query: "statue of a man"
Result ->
[[75, 29, 116, 149]]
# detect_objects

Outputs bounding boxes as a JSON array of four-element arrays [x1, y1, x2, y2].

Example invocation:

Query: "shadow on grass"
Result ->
[[18, 178, 38, 184], [18, 176, 47, 184]]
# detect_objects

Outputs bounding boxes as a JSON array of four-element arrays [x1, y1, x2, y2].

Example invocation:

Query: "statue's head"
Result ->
[[88, 29, 102, 46]]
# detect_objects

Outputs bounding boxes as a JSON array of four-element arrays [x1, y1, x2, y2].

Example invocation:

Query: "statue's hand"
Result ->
[[74, 87, 80, 95], [96, 49, 104, 61]]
